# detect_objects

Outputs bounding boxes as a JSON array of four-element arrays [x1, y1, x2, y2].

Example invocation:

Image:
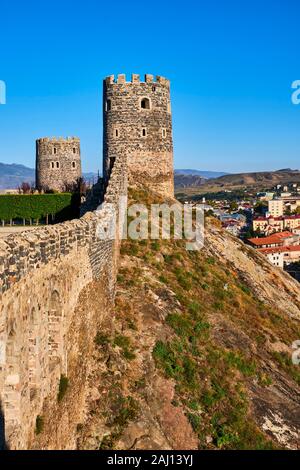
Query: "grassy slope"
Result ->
[[78, 188, 300, 450]]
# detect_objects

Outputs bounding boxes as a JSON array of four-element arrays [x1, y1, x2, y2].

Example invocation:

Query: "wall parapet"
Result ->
[[0, 154, 127, 295]]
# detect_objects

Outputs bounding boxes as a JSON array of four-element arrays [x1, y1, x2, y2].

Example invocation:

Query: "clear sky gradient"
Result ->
[[0, 0, 299, 173]]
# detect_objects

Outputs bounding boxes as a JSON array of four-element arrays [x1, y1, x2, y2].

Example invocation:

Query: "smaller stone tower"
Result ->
[[36, 137, 82, 192]]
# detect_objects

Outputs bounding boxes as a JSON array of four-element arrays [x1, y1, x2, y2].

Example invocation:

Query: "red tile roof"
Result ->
[[253, 215, 300, 222], [248, 232, 293, 246], [258, 245, 300, 254]]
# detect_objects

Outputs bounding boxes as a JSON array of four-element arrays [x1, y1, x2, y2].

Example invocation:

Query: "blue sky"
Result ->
[[0, 0, 299, 173]]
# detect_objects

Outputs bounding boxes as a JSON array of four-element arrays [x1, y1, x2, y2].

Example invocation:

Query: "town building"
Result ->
[[268, 199, 284, 217], [247, 231, 296, 249], [253, 214, 300, 235], [258, 245, 300, 268]]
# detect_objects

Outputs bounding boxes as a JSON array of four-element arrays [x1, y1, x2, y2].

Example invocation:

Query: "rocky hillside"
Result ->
[[174, 173, 207, 188], [76, 189, 300, 450], [196, 169, 300, 193]]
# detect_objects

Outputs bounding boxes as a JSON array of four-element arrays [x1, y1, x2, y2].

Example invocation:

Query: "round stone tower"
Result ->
[[36, 137, 82, 192], [103, 73, 174, 197]]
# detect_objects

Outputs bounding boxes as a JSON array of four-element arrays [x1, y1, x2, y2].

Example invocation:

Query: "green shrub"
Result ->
[[113, 396, 139, 427], [166, 313, 192, 337], [57, 374, 69, 402], [225, 352, 257, 377], [187, 413, 201, 432], [153, 341, 182, 378], [94, 332, 110, 346], [35, 415, 44, 435], [114, 335, 136, 361]]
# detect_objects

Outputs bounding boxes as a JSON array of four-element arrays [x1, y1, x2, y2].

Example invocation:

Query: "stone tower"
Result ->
[[103, 73, 174, 197], [36, 137, 82, 192]]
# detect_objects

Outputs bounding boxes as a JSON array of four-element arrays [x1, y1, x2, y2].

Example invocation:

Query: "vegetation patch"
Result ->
[[57, 374, 69, 402], [94, 332, 111, 347], [114, 334, 136, 361], [35, 415, 44, 435], [0, 193, 78, 223]]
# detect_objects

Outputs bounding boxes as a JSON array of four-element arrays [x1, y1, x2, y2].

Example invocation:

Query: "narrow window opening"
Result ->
[[73, 147, 76, 154], [72, 161, 76, 168], [141, 97, 150, 110], [56, 161, 60, 169], [115, 129, 119, 137], [106, 99, 111, 111], [162, 128, 167, 138], [53, 147, 57, 155], [142, 128, 147, 137], [51, 162, 55, 169]]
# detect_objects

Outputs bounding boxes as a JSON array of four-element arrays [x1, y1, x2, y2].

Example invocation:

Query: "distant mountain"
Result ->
[[0, 163, 35, 189], [82, 172, 99, 184], [175, 168, 300, 193], [174, 174, 207, 188], [207, 169, 300, 187], [0, 162, 100, 190], [174, 169, 230, 189], [175, 169, 229, 179]]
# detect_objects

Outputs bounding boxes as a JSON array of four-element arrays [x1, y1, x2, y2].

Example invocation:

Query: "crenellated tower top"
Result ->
[[104, 73, 170, 89]]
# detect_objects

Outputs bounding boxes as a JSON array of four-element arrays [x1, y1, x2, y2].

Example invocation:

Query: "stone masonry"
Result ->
[[103, 74, 174, 198], [36, 137, 82, 192], [0, 155, 127, 449], [0, 73, 174, 449]]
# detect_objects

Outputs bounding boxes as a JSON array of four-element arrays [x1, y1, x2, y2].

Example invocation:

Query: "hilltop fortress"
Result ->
[[0, 74, 173, 449]]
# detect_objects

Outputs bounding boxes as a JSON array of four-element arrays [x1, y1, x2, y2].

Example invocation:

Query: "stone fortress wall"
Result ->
[[0, 154, 127, 449], [36, 137, 82, 192], [103, 74, 174, 198], [0, 73, 173, 449]]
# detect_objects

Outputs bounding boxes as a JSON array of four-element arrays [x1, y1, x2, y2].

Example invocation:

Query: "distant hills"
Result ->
[[0, 163, 35, 189], [0, 162, 98, 190], [175, 169, 229, 179], [175, 168, 300, 194], [203, 169, 300, 189], [1, 162, 299, 192], [174, 169, 230, 189]]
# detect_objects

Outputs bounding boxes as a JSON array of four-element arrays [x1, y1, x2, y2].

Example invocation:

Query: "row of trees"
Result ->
[[1, 178, 92, 225], [0, 193, 75, 225]]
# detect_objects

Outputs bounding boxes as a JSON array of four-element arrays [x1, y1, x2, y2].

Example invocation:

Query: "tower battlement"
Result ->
[[37, 137, 80, 143], [105, 73, 170, 88]]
